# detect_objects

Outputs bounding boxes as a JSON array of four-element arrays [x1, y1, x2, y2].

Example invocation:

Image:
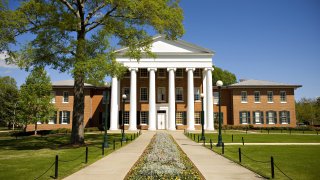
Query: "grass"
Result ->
[[0, 132, 136, 180]]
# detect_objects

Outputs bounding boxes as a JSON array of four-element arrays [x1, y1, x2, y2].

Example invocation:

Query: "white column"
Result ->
[[186, 68, 195, 130], [148, 68, 157, 130], [168, 68, 176, 130], [129, 68, 138, 130], [110, 77, 119, 130], [202, 70, 207, 129], [206, 67, 214, 130]]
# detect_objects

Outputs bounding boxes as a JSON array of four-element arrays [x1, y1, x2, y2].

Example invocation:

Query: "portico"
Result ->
[[110, 35, 215, 130]]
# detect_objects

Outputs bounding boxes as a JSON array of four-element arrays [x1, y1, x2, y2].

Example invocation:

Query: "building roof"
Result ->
[[52, 80, 94, 87], [228, 79, 302, 88]]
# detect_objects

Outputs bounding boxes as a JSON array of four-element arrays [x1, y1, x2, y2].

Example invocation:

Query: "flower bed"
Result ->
[[125, 132, 203, 179]]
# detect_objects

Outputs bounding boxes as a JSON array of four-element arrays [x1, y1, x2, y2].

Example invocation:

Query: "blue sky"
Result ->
[[0, 0, 319, 100]]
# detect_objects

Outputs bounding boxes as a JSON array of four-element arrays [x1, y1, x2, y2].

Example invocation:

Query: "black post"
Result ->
[[239, 148, 242, 163], [197, 135, 200, 143], [201, 95, 205, 141], [103, 92, 109, 148], [131, 135, 132, 141], [232, 134, 234, 142], [85, 147, 88, 164], [242, 137, 244, 145], [55, 155, 58, 179], [271, 156, 274, 178], [222, 142, 224, 154], [210, 139, 213, 149], [121, 96, 126, 142], [217, 85, 223, 147], [102, 144, 104, 156], [113, 139, 115, 150]]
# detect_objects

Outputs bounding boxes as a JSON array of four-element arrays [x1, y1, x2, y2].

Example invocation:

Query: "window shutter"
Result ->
[[287, 111, 290, 124], [54, 111, 57, 124], [59, 111, 62, 124], [274, 112, 277, 124], [252, 111, 256, 124], [137, 111, 140, 125], [266, 111, 269, 124], [239, 112, 242, 124], [183, 112, 187, 125], [248, 112, 251, 124], [67, 111, 70, 124], [261, 112, 264, 124], [279, 111, 282, 124]]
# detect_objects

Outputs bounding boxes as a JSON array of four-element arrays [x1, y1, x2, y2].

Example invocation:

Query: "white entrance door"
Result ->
[[157, 111, 166, 129]]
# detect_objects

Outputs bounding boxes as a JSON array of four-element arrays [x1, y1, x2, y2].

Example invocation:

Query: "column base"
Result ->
[[148, 127, 156, 131], [187, 127, 195, 131], [109, 127, 118, 131]]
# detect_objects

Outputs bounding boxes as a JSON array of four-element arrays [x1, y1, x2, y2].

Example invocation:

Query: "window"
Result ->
[[60, 111, 70, 124], [266, 111, 277, 124], [140, 87, 148, 101], [214, 112, 224, 122], [241, 91, 247, 103], [63, 91, 69, 103], [195, 112, 201, 124], [49, 111, 57, 124], [253, 111, 263, 124], [123, 111, 129, 124], [176, 87, 183, 101], [176, 68, 183, 78], [123, 87, 130, 101], [213, 92, 219, 104], [140, 69, 148, 78], [140, 111, 149, 124], [51, 91, 56, 103], [124, 70, 130, 78], [194, 87, 200, 101], [267, 91, 273, 103], [254, 91, 260, 103], [158, 69, 166, 78], [280, 111, 290, 124], [280, 91, 286, 103], [194, 69, 201, 78], [176, 112, 185, 124], [240, 111, 250, 124], [157, 87, 166, 102]]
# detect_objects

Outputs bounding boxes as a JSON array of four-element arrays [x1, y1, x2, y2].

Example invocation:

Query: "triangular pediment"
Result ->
[[115, 35, 214, 55]]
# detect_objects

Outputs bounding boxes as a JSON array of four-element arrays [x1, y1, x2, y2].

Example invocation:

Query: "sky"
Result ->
[[0, 0, 319, 100]]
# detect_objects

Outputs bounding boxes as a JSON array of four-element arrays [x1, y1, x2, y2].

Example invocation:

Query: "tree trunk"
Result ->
[[34, 122, 37, 135]]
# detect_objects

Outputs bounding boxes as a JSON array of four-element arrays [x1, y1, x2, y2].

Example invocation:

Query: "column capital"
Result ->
[[129, 67, 138, 72], [147, 68, 157, 72], [186, 68, 195, 72], [167, 68, 176, 72], [204, 67, 214, 71]]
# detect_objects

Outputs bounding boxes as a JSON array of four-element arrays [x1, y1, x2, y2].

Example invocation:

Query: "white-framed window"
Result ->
[[140, 69, 148, 78], [176, 111, 184, 124], [157, 69, 166, 78], [267, 91, 273, 103], [60, 111, 70, 124], [280, 111, 290, 124], [241, 91, 247, 103], [63, 91, 69, 103], [140, 111, 148, 124], [123, 111, 129, 124], [51, 91, 56, 103], [253, 111, 263, 124], [176, 69, 183, 78], [140, 87, 148, 101], [213, 92, 219, 104], [124, 70, 130, 78], [176, 87, 183, 101], [254, 91, 260, 103], [267, 111, 277, 124], [240, 111, 250, 124], [280, 91, 287, 103], [194, 69, 201, 78], [194, 87, 200, 101], [195, 112, 201, 124], [157, 87, 166, 102], [48, 111, 57, 124], [123, 87, 130, 101]]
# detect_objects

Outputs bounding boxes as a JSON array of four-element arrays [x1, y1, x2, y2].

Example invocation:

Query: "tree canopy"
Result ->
[[212, 66, 237, 86], [296, 97, 320, 125], [1, 0, 184, 144]]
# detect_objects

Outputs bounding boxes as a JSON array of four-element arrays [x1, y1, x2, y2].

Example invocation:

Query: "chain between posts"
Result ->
[[34, 161, 55, 180]]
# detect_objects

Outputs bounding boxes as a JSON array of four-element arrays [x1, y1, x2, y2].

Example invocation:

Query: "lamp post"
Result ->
[[200, 93, 205, 140], [216, 80, 223, 147], [121, 94, 127, 142], [103, 90, 109, 148]]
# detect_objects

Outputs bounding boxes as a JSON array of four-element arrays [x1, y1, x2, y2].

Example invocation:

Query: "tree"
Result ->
[[212, 66, 237, 86], [1, 0, 184, 144], [0, 76, 19, 129], [296, 98, 320, 125], [19, 67, 56, 135]]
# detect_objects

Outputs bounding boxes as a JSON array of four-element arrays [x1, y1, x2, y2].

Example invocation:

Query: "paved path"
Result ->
[[169, 131, 263, 180], [64, 131, 155, 180]]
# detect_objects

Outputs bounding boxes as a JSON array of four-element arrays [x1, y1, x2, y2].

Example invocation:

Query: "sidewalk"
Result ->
[[64, 131, 155, 180], [169, 131, 262, 180]]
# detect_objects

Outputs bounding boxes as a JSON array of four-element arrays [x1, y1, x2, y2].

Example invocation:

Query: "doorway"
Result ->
[[157, 110, 166, 129]]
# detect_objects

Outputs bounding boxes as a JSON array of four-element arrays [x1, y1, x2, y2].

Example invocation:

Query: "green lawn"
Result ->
[[0, 132, 136, 180]]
